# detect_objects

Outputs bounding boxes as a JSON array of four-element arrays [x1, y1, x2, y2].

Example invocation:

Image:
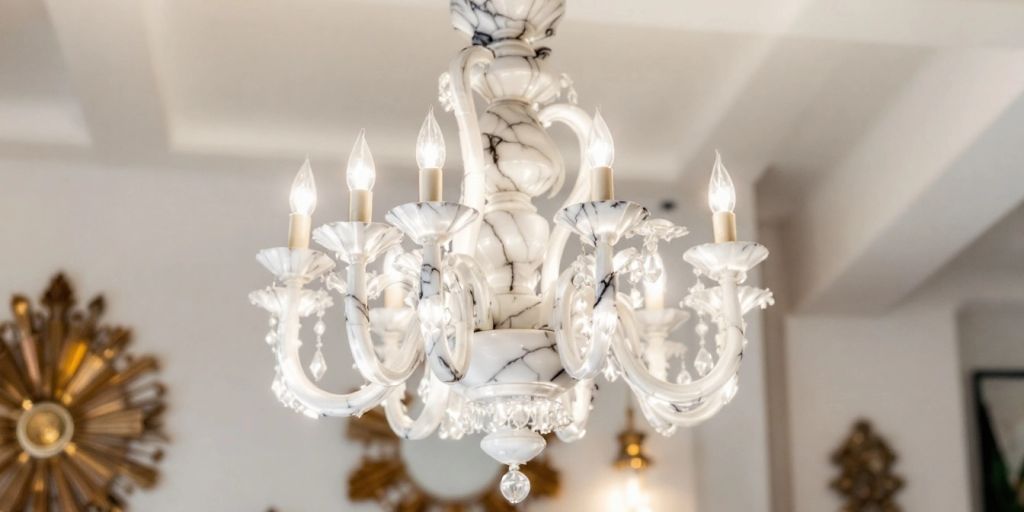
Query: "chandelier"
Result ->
[[251, 0, 773, 504]]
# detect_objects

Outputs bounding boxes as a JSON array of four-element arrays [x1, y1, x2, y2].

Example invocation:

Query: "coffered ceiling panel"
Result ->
[[0, 0, 89, 147]]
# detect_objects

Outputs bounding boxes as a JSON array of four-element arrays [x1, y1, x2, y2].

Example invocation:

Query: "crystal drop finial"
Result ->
[[500, 467, 531, 504], [694, 347, 714, 376], [309, 350, 327, 381], [676, 368, 693, 384], [642, 252, 663, 283], [723, 376, 740, 404]]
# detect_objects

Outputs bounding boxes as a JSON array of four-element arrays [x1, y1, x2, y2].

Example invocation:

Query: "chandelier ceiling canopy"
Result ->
[[251, 0, 773, 504]]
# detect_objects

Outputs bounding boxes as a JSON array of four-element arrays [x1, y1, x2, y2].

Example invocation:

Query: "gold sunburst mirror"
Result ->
[[0, 274, 167, 511], [346, 408, 561, 511]]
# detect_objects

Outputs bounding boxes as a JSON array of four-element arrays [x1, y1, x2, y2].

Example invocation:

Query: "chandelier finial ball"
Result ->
[[500, 467, 531, 504]]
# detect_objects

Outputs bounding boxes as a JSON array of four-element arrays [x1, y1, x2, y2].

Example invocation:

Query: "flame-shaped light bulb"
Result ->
[[709, 150, 738, 243], [708, 150, 736, 214], [416, 108, 446, 169], [346, 129, 376, 191], [586, 109, 615, 168], [289, 157, 317, 216]]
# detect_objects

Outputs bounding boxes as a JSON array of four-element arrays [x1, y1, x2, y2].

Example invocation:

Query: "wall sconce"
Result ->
[[610, 403, 654, 512]]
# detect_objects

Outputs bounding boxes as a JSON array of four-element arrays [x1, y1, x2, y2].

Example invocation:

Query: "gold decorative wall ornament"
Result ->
[[830, 420, 904, 512], [0, 274, 166, 511], [346, 409, 560, 511], [614, 405, 652, 472]]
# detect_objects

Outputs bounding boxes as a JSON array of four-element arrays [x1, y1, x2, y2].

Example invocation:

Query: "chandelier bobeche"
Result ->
[[251, 0, 773, 504]]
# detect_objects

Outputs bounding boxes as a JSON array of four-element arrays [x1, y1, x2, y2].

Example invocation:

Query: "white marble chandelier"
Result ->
[[251, 0, 773, 504]]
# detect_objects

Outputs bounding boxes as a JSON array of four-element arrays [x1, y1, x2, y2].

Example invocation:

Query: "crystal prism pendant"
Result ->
[[500, 466, 531, 504], [309, 350, 327, 381], [642, 251, 663, 283], [694, 347, 714, 376]]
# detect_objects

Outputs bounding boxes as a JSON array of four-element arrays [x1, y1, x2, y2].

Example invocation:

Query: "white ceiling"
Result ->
[[3, 0, 1024, 313]]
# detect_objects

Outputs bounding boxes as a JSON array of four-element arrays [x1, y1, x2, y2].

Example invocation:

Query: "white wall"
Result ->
[[783, 262, 1024, 512], [0, 162, 772, 511]]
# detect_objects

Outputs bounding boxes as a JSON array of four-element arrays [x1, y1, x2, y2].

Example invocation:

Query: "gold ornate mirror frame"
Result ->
[[346, 409, 560, 511], [0, 274, 166, 511], [830, 420, 904, 512]]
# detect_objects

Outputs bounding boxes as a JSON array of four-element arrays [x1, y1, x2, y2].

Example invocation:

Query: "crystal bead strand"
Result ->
[[309, 308, 327, 381]]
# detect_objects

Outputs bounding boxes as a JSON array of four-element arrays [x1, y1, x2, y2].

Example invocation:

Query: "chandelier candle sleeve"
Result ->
[[588, 110, 615, 201], [709, 151, 737, 243], [417, 109, 446, 202], [288, 158, 317, 249], [382, 249, 405, 308], [347, 130, 376, 222]]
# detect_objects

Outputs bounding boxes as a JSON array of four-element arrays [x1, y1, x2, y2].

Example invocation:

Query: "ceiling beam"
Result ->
[[784, 49, 1024, 313], [42, 0, 168, 158]]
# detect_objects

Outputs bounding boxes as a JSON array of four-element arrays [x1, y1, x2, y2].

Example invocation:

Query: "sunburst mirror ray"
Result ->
[[0, 274, 166, 511]]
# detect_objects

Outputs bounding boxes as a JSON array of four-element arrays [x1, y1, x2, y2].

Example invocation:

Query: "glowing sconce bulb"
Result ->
[[417, 108, 445, 202], [347, 129, 375, 222], [347, 129, 376, 192], [709, 150, 738, 243], [588, 109, 615, 201], [287, 157, 317, 249], [622, 475, 653, 512], [708, 150, 735, 214], [416, 108, 446, 170], [290, 157, 317, 216]]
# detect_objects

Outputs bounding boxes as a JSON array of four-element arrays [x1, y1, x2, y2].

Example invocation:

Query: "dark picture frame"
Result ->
[[974, 371, 1024, 512]]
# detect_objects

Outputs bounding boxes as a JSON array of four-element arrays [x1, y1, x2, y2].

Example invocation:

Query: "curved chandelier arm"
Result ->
[[555, 378, 595, 443], [644, 391, 729, 428], [551, 266, 610, 381], [614, 272, 745, 406], [384, 376, 452, 440], [447, 253, 493, 331], [419, 243, 472, 383], [537, 103, 594, 295], [635, 396, 678, 437], [345, 260, 424, 386], [449, 46, 495, 256], [277, 281, 392, 416]]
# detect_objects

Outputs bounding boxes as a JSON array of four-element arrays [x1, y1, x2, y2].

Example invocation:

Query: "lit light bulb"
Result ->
[[624, 475, 653, 512], [416, 108, 446, 169], [586, 109, 615, 168], [289, 157, 317, 216], [346, 129, 376, 191], [609, 474, 653, 512], [708, 150, 736, 214]]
